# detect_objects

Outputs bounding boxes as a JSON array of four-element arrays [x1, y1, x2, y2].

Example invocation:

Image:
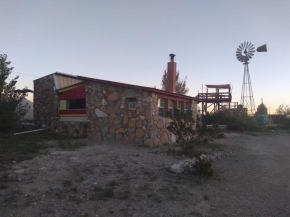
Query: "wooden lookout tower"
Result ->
[[197, 84, 238, 115]]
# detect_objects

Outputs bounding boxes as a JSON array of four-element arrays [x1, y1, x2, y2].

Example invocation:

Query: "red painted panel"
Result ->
[[59, 85, 85, 100], [59, 109, 86, 115]]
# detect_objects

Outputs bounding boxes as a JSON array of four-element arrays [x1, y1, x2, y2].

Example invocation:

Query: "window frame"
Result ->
[[158, 98, 165, 117], [67, 98, 86, 110], [177, 101, 182, 111], [168, 100, 174, 117], [128, 98, 137, 110]]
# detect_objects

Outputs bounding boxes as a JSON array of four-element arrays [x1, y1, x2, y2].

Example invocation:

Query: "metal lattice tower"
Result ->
[[236, 42, 267, 114], [240, 62, 255, 114]]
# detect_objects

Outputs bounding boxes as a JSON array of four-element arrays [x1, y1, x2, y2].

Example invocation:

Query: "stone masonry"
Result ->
[[34, 75, 197, 145]]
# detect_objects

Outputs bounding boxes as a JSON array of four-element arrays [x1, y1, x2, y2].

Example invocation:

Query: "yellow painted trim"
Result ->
[[58, 84, 85, 93], [59, 114, 86, 117]]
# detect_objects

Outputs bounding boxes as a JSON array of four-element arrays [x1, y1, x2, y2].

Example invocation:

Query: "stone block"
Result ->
[[94, 101, 102, 108], [95, 108, 108, 118], [123, 116, 128, 125], [145, 109, 151, 119], [128, 118, 136, 127], [113, 118, 121, 126], [144, 139, 152, 146], [136, 120, 142, 128], [109, 127, 115, 134], [102, 98, 107, 106], [161, 133, 168, 144], [128, 127, 135, 133], [108, 91, 118, 101], [115, 124, 122, 130], [116, 128, 125, 134], [136, 128, 144, 138], [157, 120, 164, 128]]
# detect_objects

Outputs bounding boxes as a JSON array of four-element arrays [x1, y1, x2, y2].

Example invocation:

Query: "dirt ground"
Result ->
[[0, 130, 290, 217]]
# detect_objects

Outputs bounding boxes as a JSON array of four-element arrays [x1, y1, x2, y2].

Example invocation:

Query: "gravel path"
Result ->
[[207, 131, 290, 217], [0, 131, 290, 217]]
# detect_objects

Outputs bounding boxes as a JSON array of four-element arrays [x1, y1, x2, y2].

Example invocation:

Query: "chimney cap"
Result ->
[[169, 53, 175, 62]]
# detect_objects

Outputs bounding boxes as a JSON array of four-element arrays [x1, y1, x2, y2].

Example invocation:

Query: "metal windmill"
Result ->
[[236, 42, 267, 114]]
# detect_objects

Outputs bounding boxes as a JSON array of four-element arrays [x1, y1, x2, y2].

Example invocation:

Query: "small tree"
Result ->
[[276, 104, 290, 115], [161, 71, 189, 95], [0, 54, 29, 132], [167, 109, 195, 151]]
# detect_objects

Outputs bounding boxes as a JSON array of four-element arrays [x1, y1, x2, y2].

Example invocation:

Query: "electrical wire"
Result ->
[[11, 71, 38, 78]]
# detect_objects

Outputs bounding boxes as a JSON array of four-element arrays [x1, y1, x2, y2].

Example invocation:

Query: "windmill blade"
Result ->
[[248, 52, 255, 56]]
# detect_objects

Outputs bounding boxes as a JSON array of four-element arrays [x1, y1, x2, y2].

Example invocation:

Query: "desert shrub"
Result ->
[[167, 109, 196, 151], [194, 154, 214, 177], [196, 122, 224, 142]]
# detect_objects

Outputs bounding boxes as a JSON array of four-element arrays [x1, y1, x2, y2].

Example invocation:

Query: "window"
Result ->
[[158, 98, 164, 117], [177, 101, 182, 111], [168, 100, 174, 117], [185, 103, 191, 113], [128, 98, 137, 110], [67, 99, 86, 109]]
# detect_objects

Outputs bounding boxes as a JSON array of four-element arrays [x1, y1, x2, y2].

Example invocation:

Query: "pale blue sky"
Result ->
[[1, 0, 290, 113]]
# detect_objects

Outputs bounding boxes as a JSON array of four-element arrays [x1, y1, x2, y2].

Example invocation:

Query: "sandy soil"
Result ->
[[0, 130, 290, 217]]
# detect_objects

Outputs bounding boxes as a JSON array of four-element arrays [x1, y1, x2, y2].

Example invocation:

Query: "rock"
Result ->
[[128, 118, 136, 128], [200, 154, 207, 160], [109, 127, 115, 134], [101, 98, 107, 106], [171, 158, 197, 174], [14, 169, 25, 174], [135, 128, 144, 137], [136, 120, 142, 127], [123, 116, 128, 125], [95, 108, 108, 118], [108, 92, 118, 101], [145, 109, 151, 119], [171, 163, 185, 173], [94, 101, 102, 108], [116, 128, 125, 134], [157, 120, 164, 128], [161, 133, 168, 144], [140, 115, 145, 120]]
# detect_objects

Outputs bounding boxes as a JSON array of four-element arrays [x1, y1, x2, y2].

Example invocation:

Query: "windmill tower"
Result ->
[[236, 42, 267, 114]]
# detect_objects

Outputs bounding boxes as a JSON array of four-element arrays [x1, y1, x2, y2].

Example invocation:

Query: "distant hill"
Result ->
[[21, 98, 33, 120]]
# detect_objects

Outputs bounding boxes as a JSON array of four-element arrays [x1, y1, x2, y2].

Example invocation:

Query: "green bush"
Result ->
[[194, 155, 214, 177], [167, 109, 196, 151]]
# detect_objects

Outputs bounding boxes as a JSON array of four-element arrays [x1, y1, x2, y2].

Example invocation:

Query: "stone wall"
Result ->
[[86, 81, 158, 145], [85, 81, 196, 145], [55, 121, 88, 137], [34, 75, 59, 127]]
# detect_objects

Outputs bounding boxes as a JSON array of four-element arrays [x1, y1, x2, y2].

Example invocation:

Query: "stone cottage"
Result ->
[[34, 54, 198, 145]]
